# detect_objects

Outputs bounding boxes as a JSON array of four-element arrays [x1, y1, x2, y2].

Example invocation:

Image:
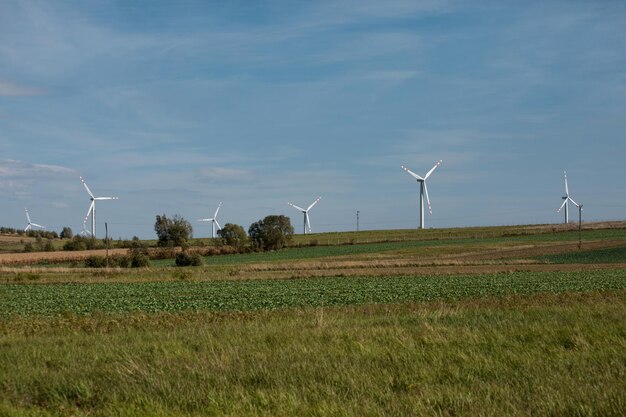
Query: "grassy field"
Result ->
[[1, 292, 624, 416], [1, 223, 626, 416]]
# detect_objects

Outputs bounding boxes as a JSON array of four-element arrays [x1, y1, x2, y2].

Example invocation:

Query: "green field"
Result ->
[[1, 223, 626, 416], [538, 244, 626, 264], [2, 269, 626, 317]]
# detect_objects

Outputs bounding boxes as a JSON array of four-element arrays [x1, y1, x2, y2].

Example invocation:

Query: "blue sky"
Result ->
[[1, 0, 625, 239]]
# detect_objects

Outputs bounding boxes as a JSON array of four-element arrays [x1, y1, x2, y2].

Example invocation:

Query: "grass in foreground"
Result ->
[[2, 269, 626, 317], [0, 291, 624, 416]]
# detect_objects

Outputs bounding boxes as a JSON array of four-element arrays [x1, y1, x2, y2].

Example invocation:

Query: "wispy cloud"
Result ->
[[0, 80, 43, 96]]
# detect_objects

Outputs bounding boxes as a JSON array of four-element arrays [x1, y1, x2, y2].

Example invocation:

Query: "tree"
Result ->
[[60, 227, 73, 240], [248, 215, 294, 250], [217, 223, 248, 249], [154, 214, 193, 247]]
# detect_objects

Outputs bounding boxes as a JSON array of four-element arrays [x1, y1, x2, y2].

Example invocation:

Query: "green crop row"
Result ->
[[537, 245, 626, 264], [2, 269, 626, 317]]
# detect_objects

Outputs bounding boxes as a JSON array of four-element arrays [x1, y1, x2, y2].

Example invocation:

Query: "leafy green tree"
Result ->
[[60, 227, 73, 239], [248, 215, 294, 250], [217, 223, 248, 249], [154, 214, 193, 247]]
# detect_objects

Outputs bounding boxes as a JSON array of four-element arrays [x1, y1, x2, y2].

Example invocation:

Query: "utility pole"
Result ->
[[105, 222, 109, 268], [356, 211, 360, 232], [578, 205, 583, 250]]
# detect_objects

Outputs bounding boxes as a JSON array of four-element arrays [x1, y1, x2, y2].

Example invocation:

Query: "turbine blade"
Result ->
[[214, 202, 222, 218], [288, 202, 306, 212], [24, 208, 31, 223], [214, 220, 221, 230], [424, 160, 443, 180], [307, 197, 322, 211], [84, 201, 94, 223], [25, 224, 31, 231], [31, 223, 45, 229], [557, 199, 567, 212], [305, 213, 311, 232], [423, 182, 433, 214], [564, 171, 569, 196], [401, 165, 423, 180], [568, 197, 579, 207], [80, 176, 95, 198], [95, 197, 118, 200], [198, 219, 211, 222]]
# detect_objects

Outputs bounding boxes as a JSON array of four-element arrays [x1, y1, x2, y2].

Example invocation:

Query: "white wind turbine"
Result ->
[[198, 202, 222, 238], [288, 197, 321, 234], [557, 171, 580, 224], [80, 176, 119, 238], [24, 208, 45, 231], [401, 159, 443, 229]]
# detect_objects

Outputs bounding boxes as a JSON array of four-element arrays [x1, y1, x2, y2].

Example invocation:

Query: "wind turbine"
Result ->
[[401, 160, 443, 229], [288, 197, 321, 234], [198, 202, 222, 238], [80, 176, 119, 238], [557, 171, 579, 224], [24, 208, 45, 231]]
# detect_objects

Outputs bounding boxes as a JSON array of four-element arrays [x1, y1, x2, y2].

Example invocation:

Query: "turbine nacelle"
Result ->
[[401, 160, 443, 228], [24, 208, 45, 231], [557, 171, 581, 223], [198, 202, 222, 238], [80, 176, 119, 238], [288, 197, 321, 234]]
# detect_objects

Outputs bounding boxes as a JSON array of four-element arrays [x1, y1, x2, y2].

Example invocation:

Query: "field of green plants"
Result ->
[[538, 244, 626, 264], [1, 223, 626, 416], [2, 269, 626, 317]]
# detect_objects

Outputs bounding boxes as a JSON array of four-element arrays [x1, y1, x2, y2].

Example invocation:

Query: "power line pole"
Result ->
[[578, 205, 583, 250], [356, 211, 360, 232], [105, 222, 109, 268]]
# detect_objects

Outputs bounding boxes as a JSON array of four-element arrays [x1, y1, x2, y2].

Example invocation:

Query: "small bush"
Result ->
[[84, 254, 130, 268], [175, 251, 203, 267], [150, 247, 178, 260], [130, 251, 150, 268], [84, 255, 106, 268], [23, 242, 35, 253]]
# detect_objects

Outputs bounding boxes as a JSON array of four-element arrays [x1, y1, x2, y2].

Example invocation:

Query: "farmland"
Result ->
[[1, 223, 626, 416]]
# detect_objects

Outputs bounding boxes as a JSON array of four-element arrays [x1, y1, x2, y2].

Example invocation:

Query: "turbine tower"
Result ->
[[24, 208, 45, 231], [198, 202, 222, 238], [80, 176, 119, 238], [401, 160, 443, 229], [288, 197, 321, 234], [557, 171, 579, 224]]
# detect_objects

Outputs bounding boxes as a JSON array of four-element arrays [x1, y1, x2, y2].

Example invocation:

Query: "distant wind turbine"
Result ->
[[198, 202, 222, 238], [80, 176, 119, 238], [24, 208, 45, 231], [288, 197, 321, 234], [401, 160, 443, 229], [557, 171, 579, 224]]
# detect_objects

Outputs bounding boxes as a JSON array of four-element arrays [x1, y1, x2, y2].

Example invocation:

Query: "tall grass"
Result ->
[[0, 291, 624, 416]]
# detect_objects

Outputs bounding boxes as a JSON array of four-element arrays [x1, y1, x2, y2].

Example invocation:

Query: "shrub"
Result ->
[[175, 251, 203, 267], [150, 247, 178, 260], [248, 215, 294, 251], [84, 255, 106, 268], [130, 250, 150, 268], [84, 254, 130, 268], [217, 223, 248, 249]]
